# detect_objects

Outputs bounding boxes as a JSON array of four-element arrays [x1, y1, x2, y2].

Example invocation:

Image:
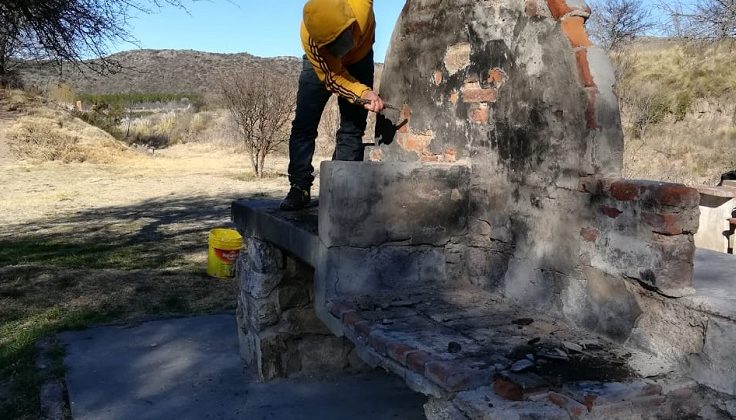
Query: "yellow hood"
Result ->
[[303, 0, 357, 47]]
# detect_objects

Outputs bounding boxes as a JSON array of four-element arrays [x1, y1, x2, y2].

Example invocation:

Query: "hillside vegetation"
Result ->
[[16, 50, 301, 95], [1, 90, 131, 164], [616, 39, 736, 185], [10, 42, 736, 185]]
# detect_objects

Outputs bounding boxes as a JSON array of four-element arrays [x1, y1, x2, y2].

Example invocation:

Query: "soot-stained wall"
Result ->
[[364, 0, 700, 361]]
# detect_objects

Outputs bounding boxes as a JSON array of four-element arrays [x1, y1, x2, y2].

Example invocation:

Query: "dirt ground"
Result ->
[[0, 139, 327, 418]]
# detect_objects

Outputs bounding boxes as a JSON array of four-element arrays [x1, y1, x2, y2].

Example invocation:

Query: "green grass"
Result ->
[[0, 213, 237, 418], [0, 307, 120, 419], [0, 238, 190, 270]]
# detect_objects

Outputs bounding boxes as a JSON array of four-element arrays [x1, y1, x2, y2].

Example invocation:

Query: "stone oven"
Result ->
[[232, 1, 736, 418]]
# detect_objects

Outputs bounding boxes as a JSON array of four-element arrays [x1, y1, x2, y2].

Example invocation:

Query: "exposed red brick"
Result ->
[[433, 70, 443, 86], [369, 148, 384, 162], [549, 392, 589, 417], [386, 342, 416, 365], [461, 83, 498, 103], [444, 148, 457, 163], [401, 103, 412, 120], [561, 16, 592, 48], [367, 330, 390, 355], [580, 227, 600, 242], [493, 377, 524, 401], [425, 360, 493, 392], [583, 394, 597, 410], [342, 311, 363, 329], [397, 131, 433, 156], [653, 184, 700, 208], [610, 180, 642, 201], [585, 87, 598, 129], [420, 154, 443, 163], [642, 212, 689, 235], [406, 350, 434, 374], [600, 206, 623, 218], [546, 0, 573, 19], [353, 320, 373, 339], [444, 43, 472, 75], [575, 49, 596, 87], [488, 68, 507, 87], [449, 90, 459, 105], [327, 301, 355, 320], [525, 0, 539, 17], [469, 104, 490, 125]]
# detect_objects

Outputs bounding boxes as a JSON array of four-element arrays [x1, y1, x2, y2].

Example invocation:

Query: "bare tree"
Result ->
[[0, 0, 191, 87], [220, 71, 296, 178], [588, 0, 656, 50], [660, 0, 736, 39]]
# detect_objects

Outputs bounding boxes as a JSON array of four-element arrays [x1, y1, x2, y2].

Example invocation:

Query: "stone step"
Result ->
[[231, 199, 319, 265], [327, 288, 662, 394]]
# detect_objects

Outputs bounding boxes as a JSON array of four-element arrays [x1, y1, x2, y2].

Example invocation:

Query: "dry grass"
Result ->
[[3, 91, 132, 164], [617, 39, 736, 185]]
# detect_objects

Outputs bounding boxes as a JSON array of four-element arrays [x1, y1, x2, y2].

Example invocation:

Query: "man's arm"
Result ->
[[306, 38, 381, 110]]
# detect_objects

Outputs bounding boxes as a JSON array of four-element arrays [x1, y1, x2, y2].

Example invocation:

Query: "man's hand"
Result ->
[[361, 90, 385, 113]]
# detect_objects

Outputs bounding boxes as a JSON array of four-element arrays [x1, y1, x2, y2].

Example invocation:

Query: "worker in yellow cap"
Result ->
[[281, 0, 385, 211]]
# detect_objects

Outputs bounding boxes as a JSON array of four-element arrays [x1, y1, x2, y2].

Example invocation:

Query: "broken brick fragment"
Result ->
[[461, 86, 498, 103], [580, 227, 599, 242], [327, 301, 355, 321], [444, 148, 457, 163], [433, 70, 443, 86], [548, 392, 589, 417], [600, 206, 623, 218], [493, 372, 549, 401], [369, 148, 384, 162], [386, 342, 416, 365], [406, 350, 434, 374], [469, 104, 490, 125], [425, 360, 494, 392], [488, 68, 507, 87]]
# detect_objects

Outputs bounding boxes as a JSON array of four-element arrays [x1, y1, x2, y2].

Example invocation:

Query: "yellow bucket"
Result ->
[[207, 228, 244, 278]]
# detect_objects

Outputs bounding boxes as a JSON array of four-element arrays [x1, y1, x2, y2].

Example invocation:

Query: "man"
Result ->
[[280, 0, 385, 211]]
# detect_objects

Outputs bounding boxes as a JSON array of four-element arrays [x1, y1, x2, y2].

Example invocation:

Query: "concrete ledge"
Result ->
[[685, 249, 736, 321], [231, 199, 319, 266], [694, 185, 736, 198], [319, 161, 471, 248]]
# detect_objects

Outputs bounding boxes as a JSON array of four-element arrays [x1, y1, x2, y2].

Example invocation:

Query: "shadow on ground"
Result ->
[[0, 192, 277, 419]]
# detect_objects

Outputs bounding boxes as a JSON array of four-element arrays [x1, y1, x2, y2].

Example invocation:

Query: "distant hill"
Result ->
[[16, 49, 303, 95]]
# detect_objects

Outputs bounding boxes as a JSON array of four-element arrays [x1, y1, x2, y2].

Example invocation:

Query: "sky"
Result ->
[[117, 0, 670, 61], [117, 1, 405, 62]]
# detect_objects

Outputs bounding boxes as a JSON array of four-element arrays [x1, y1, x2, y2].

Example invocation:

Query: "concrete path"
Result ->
[[58, 315, 426, 420]]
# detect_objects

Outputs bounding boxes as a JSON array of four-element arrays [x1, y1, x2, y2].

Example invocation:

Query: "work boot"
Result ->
[[280, 185, 311, 211]]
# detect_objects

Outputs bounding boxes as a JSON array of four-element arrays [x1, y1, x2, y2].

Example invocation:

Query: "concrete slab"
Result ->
[[687, 249, 736, 320], [58, 315, 426, 420]]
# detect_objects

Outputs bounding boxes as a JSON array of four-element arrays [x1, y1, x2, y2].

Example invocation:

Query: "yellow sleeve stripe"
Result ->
[[308, 39, 361, 103]]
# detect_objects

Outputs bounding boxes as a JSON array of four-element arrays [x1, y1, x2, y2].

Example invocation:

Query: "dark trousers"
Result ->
[[287, 51, 374, 189]]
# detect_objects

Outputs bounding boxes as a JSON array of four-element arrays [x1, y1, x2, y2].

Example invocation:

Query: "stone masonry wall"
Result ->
[[235, 236, 364, 381], [357, 0, 704, 369]]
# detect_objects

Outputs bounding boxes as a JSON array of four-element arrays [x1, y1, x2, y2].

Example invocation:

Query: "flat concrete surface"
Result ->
[[58, 315, 426, 420], [688, 248, 736, 320]]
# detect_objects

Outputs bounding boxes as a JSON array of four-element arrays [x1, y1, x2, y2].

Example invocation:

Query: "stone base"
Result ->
[[235, 236, 366, 381]]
